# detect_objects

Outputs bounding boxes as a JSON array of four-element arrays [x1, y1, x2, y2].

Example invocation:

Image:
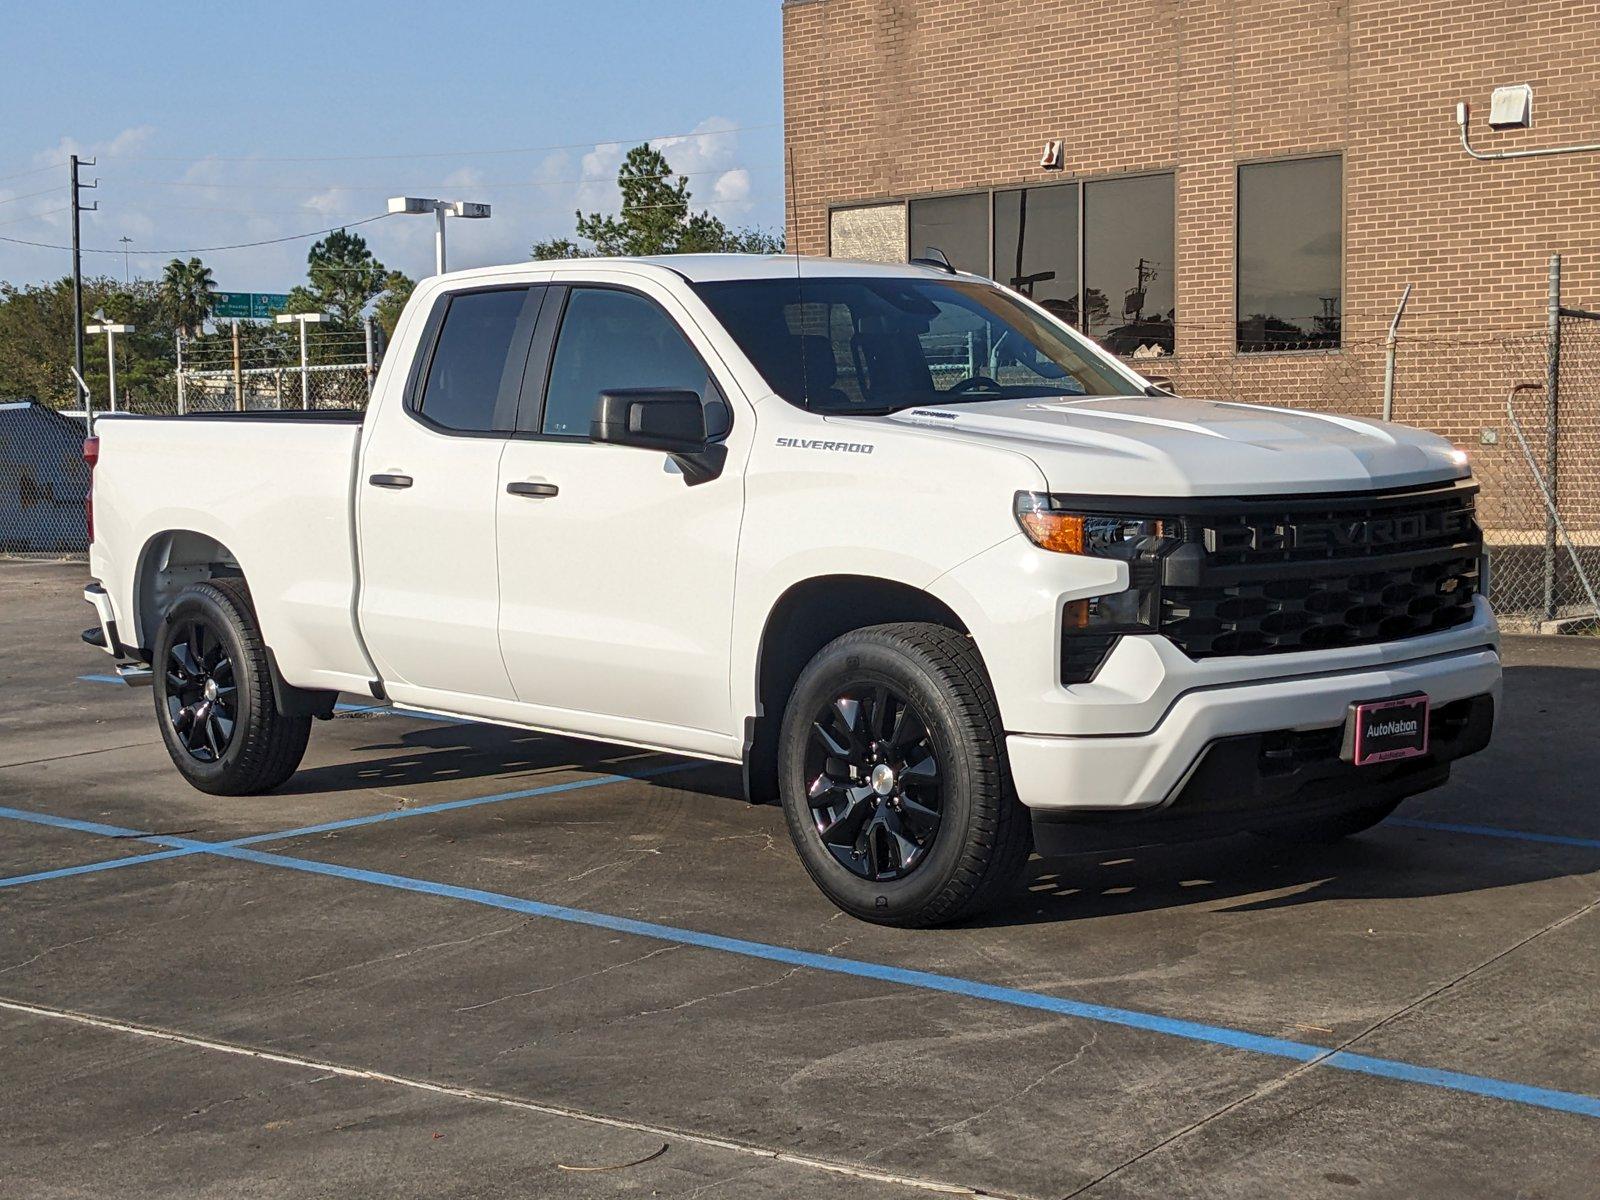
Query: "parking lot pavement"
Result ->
[[3, 558, 1598, 1198]]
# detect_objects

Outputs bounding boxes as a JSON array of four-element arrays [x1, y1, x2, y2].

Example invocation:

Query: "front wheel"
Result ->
[[152, 578, 310, 796], [777, 622, 1032, 927]]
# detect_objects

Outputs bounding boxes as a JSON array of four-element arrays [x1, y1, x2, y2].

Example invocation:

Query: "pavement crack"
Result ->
[[0, 933, 108, 976], [454, 945, 680, 1013], [0, 739, 162, 771], [564, 849, 659, 883], [630, 965, 805, 1018], [292, 921, 525, 985]]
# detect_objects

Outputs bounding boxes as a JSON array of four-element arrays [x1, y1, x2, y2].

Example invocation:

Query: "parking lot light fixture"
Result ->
[[276, 311, 329, 409], [85, 316, 135, 412], [387, 196, 492, 275]]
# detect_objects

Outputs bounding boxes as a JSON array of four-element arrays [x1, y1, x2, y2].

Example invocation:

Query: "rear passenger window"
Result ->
[[541, 288, 709, 437], [417, 288, 536, 433]]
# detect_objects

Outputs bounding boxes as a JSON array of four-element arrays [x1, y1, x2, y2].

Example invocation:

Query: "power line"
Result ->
[[0, 161, 63, 185], [104, 163, 782, 193], [0, 211, 392, 256], [0, 186, 63, 208], [93, 121, 782, 165], [0, 205, 68, 229]]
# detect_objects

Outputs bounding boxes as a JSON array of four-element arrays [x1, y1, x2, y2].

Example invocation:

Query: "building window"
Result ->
[[1083, 175, 1174, 354], [1237, 156, 1342, 352], [907, 193, 989, 275], [992, 175, 1175, 355], [993, 185, 1079, 327], [830, 203, 907, 264]]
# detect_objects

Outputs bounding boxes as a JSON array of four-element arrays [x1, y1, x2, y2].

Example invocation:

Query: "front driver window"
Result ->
[[541, 288, 710, 438]]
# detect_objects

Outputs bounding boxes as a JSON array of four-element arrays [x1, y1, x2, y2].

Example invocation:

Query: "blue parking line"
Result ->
[[0, 760, 695, 890], [0, 847, 205, 889], [1388, 818, 1600, 852], [1, 805, 1598, 1120]]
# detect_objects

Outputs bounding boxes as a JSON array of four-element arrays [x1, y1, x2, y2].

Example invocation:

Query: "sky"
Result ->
[[0, 1, 785, 292]]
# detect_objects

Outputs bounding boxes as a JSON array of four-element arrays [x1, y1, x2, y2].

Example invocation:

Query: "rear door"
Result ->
[[494, 281, 744, 748], [358, 284, 545, 702]]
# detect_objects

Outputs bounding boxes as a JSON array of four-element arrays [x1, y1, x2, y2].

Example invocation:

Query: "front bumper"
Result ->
[[1008, 642, 1502, 812]]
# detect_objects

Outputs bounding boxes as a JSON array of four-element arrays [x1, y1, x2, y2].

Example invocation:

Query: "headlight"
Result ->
[[1015, 492, 1180, 681]]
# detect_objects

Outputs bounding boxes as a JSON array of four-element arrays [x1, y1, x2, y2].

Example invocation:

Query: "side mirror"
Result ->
[[592, 389, 708, 454], [591, 388, 728, 485]]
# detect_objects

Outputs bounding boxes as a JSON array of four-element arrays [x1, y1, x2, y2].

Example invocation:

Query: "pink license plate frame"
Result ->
[[1347, 694, 1431, 766]]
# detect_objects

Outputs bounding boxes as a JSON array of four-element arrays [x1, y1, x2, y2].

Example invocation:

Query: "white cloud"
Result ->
[[35, 124, 156, 168], [711, 167, 753, 218]]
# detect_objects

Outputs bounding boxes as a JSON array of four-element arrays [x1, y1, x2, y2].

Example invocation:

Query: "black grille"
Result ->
[[1162, 554, 1479, 657], [1156, 482, 1482, 658]]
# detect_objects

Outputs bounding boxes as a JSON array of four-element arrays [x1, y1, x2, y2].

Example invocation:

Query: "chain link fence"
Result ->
[[2, 323, 375, 555]]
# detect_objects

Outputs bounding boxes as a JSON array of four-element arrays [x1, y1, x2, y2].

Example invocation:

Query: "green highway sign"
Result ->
[[211, 291, 292, 320]]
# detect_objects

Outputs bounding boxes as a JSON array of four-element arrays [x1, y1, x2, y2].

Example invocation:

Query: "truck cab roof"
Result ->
[[436, 253, 956, 287]]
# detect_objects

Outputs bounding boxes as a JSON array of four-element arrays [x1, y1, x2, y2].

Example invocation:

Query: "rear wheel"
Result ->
[[1249, 797, 1403, 845], [152, 578, 310, 795], [777, 622, 1031, 927]]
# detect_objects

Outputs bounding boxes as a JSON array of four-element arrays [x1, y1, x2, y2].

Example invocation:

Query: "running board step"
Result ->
[[115, 662, 154, 687]]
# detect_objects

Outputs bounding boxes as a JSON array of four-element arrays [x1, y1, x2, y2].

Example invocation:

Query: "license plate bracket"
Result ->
[[1342, 693, 1431, 766]]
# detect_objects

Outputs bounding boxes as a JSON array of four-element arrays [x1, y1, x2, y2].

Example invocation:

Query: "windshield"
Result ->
[[692, 275, 1140, 414]]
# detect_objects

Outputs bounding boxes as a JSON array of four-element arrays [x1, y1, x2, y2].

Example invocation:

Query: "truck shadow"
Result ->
[[275, 714, 674, 795], [267, 661, 1594, 932]]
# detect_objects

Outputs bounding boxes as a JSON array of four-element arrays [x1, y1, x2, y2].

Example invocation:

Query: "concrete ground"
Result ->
[[1, 558, 1597, 1199]]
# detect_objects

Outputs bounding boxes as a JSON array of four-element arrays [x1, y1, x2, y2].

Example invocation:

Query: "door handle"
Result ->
[[506, 481, 559, 498], [369, 473, 414, 489]]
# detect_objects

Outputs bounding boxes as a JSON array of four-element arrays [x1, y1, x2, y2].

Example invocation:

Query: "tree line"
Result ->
[[0, 143, 779, 409]]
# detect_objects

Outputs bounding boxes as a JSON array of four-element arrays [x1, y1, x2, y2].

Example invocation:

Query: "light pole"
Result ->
[[85, 313, 135, 412], [387, 196, 492, 275], [275, 311, 328, 409]]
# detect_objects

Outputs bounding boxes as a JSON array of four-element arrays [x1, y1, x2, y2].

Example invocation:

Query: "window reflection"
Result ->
[[897, 174, 1178, 359], [907, 193, 990, 276], [1083, 175, 1175, 355], [1237, 156, 1342, 351], [992, 185, 1079, 326]]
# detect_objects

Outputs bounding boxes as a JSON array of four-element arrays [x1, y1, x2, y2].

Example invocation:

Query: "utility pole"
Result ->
[[69, 155, 98, 392], [118, 236, 133, 284], [231, 320, 243, 411]]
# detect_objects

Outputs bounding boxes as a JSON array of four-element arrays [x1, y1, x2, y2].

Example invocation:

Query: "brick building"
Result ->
[[782, 0, 1600, 623]]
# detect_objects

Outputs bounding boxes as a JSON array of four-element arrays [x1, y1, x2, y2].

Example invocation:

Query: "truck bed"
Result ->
[[88, 412, 375, 695]]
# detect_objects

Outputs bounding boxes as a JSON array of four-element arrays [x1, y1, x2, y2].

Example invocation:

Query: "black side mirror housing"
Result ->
[[591, 388, 729, 485]]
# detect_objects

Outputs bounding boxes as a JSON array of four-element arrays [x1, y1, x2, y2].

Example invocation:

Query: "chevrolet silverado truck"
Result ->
[[81, 255, 1501, 926]]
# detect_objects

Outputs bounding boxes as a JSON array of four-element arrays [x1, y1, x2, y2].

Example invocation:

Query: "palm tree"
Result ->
[[160, 257, 217, 340]]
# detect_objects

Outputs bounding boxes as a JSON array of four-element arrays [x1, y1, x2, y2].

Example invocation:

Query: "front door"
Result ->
[[495, 282, 744, 750], [358, 284, 545, 703]]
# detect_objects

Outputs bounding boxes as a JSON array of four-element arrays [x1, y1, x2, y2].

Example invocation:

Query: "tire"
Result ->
[[151, 578, 310, 796], [1249, 797, 1403, 845], [776, 622, 1032, 927]]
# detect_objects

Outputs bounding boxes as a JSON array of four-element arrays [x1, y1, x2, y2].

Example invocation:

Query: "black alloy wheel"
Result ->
[[805, 686, 944, 882], [777, 622, 1033, 927], [163, 617, 238, 763]]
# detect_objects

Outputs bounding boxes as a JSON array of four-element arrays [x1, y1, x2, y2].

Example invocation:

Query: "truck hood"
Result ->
[[875, 394, 1470, 496]]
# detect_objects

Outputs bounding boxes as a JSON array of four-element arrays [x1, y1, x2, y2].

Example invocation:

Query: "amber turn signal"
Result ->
[[1017, 509, 1086, 554]]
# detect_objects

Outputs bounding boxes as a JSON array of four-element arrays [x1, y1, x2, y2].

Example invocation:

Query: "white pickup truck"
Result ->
[[82, 255, 1501, 926]]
